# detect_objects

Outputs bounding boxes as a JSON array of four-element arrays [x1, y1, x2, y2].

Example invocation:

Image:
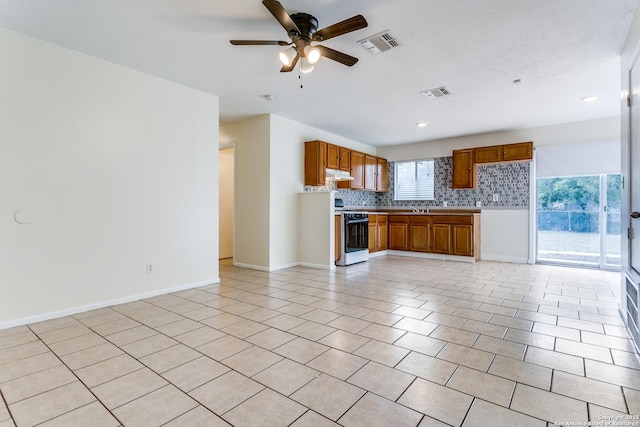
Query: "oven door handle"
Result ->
[[345, 219, 369, 224]]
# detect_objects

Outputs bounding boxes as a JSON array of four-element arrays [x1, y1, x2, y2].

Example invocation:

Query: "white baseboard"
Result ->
[[0, 278, 220, 331], [298, 262, 335, 270], [386, 250, 476, 263], [233, 261, 303, 272]]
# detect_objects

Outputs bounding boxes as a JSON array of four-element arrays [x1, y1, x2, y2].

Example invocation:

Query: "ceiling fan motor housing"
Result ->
[[290, 13, 319, 40]]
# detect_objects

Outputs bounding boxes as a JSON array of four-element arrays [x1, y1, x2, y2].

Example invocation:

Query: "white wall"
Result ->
[[220, 116, 271, 269], [298, 192, 335, 269], [0, 29, 219, 328], [536, 139, 621, 177], [219, 147, 234, 259]]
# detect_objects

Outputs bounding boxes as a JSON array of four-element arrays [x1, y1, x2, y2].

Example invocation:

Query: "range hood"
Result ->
[[326, 168, 354, 181]]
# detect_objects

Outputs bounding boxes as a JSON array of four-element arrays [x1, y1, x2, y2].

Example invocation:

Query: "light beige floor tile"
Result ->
[[437, 343, 495, 372], [28, 317, 82, 334], [524, 346, 584, 376], [37, 401, 119, 427], [327, 316, 372, 333], [532, 322, 581, 342], [352, 339, 409, 366], [581, 331, 637, 352], [423, 312, 467, 328], [197, 334, 253, 360], [0, 399, 9, 422], [222, 346, 283, 377], [0, 341, 49, 365], [358, 323, 407, 343], [92, 368, 167, 409], [611, 348, 640, 369], [339, 392, 423, 427], [37, 324, 93, 345], [199, 312, 246, 329], [503, 328, 555, 350], [557, 317, 605, 334], [489, 314, 533, 331], [263, 313, 309, 330], [461, 319, 507, 338], [104, 325, 158, 347], [429, 325, 479, 347], [551, 370, 627, 413], [0, 326, 30, 339], [510, 383, 587, 423], [306, 348, 368, 380], [220, 318, 269, 339], [82, 315, 138, 336], [224, 388, 306, 427], [394, 332, 447, 357], [173, 326, 226, 347], [347, 361, 415, 401], [253, 358, 319, 396], [472, 335, 526, 360], [181, 306, 223, 321], [447, 366, 515, 407], [290, 410, 339, 427], [139, 343, 201, 373], [477, 303, 516, 317], [241, 307, 281, 322], [624, 387, 640, 414], [398, 377, 474, 427], [393, 318, 439, 336], [395, 351, 457, 385], [300, 309, 343, 324], [291, 374, 366, 421], [451, 307, 492, 322], [190, 371, 264, 414], [392, 306, 432, 320], [288, 322, 336, 341], [59, 342, 124, 370], [555, 338, 613, 363], [155, 318, 203, 337], [585, 359, 640, 390], [113, 384, 197, 426], [417, 415, 451, 427], [163, 405, 229, 427], [462, 399, 545, 427], [487, 355, 552, 390], [162, 356, 230, 392], [273, 337, 330, 364], [47, 333, 107, 356], [9, 381, 95, 427], [362, 310, 404, 326], [0, 331, 39, 352], [587, 404, 629, 425], [1, 364, 77, 404], [74, 354, 143, 388], [245, 327, 297, 350], [318, 330, 369, 353], [0, 352, 62, 383]]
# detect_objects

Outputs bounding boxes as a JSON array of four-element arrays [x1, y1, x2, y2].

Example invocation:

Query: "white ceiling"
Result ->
[[0, 0, 637, 146]]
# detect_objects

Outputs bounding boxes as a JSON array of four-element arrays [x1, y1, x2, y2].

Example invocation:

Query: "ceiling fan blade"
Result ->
[[262, 0, 301, 36], [230, 40, 290, 46], [280, 54, 300, 72], [316, 45, 358, 66], [312, 15, 368, 41]]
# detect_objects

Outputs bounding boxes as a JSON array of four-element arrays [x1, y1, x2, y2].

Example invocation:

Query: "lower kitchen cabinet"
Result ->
[[452, 224, 473, 256], [409, 216, 430, 252], [368, 214, 389, 252], [388, 215, 408, 250], [430, 223, 451, 254]]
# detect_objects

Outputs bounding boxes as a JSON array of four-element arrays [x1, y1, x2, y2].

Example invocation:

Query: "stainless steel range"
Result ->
[[336, 212, 369, 266]]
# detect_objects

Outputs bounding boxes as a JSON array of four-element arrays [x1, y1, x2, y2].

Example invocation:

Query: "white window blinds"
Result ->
[[394, 159, 435, 200]]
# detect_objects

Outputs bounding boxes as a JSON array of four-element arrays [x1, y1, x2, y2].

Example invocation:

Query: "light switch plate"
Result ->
[[476, 201, 482, 207]]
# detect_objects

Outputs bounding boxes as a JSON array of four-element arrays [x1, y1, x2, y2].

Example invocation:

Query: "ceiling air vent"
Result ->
[[358, 31, 399, 54], [420, 86, 451, 98]]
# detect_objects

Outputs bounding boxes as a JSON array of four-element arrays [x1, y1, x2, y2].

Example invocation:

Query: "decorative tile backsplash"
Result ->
[[376, 157, 530, 208], [303, 155, 530, 208]]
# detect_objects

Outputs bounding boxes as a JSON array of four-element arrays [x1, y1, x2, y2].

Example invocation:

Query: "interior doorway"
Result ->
[[536, 174, 621, 269], [219, 146, 234, 259]]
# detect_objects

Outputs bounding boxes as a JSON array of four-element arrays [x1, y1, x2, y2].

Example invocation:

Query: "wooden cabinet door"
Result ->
[[339, 147, 351, 172], [409, 223, 430, 252], [377, 215, 388, 250], [388, 216, 408, 250], [431, 223, 451, 254], [452, 149, 475, 189], [335, 214, 341, 262], [304, 140, 327, 186], [452, 224, 473, 256], [368, 215, 377, 252], [503, 141, 533, 161], [347, 151, 365, 190], [364, 154, 377, 191], [474, 145, 503, 163], [326, 144, 340, 170], [376, 158, 388, 192]]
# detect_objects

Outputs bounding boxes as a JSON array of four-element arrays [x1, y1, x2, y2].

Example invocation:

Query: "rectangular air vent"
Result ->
[[421, 86, 451, 98], [358, 31, 399, 54]]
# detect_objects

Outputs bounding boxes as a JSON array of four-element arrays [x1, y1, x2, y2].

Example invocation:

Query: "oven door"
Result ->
[[345, 217, 369, 253]]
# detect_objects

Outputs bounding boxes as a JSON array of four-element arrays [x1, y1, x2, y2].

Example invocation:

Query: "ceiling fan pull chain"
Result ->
[[299, 64, 304, 89]]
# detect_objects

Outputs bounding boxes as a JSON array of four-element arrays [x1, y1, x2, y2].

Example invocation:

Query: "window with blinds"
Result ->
[[394, 159, 435, 200]]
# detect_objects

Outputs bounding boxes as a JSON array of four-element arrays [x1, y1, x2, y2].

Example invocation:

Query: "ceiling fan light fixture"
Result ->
[[300, 57, 315, 73], [278, 47, 296, 66], [304, 45, 321, 64]]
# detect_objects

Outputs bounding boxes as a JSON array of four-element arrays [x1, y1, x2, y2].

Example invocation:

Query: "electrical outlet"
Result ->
[[443, 201, 448, 207], [146, 263, 154, 274], [493, 194, 500, 202], [476, 201, 482, 207]]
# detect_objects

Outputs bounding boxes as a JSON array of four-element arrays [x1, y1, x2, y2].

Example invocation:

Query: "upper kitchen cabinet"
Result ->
[[326, 143, 340, 170], [377, 158, 388, 192], [304, 140, 327, 186], [364, 154, 377, 191], [339, 147, 351, 172], [452, 149, 476, 189], [474, 141, 533, 164], [339, 150, 365, 190]]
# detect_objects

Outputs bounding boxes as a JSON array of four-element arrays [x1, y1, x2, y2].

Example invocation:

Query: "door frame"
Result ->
[[219, 142, 236, 260]]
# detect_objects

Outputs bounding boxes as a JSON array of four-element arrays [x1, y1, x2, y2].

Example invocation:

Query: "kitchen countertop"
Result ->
[[335, 209, 480, 215]]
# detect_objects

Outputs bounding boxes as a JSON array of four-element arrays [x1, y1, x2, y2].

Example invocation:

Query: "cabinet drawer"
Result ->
[[431, 215, 473, 225], [409, 215, 430, 224], [389, 215, 408, 223]]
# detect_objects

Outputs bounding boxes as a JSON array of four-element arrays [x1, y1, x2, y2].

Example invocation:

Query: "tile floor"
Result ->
[[1, 256, 640, 426]]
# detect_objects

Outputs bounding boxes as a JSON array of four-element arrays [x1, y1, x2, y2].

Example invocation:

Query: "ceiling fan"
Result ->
[[230, 0, 368, 73]]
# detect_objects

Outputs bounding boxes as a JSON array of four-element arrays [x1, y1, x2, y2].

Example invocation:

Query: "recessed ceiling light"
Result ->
[[581, 96, 598, 103], [416, 122, 428, 128], [264, 94, 276, 101], [513, 78, 522, 84]]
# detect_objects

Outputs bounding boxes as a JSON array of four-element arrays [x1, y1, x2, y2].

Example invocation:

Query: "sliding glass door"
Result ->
[[537, 174, 620, 269]]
